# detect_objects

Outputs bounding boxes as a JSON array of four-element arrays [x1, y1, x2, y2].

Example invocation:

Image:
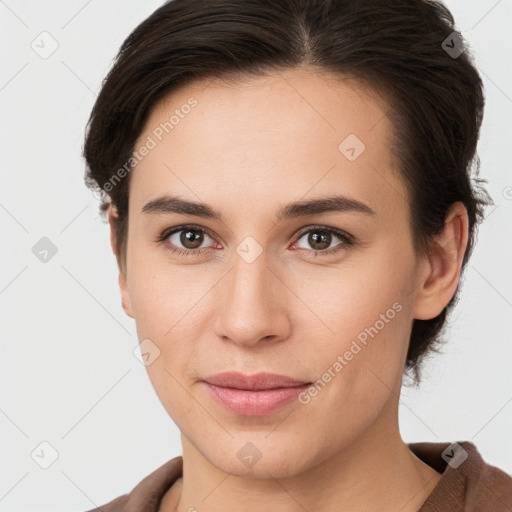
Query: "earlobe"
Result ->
[[412, 202, 469, 320]]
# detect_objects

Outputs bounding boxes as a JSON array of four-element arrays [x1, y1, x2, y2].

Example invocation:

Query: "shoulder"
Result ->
[[82, 455, 183, 512], [411, 440, 512, 512], [473, 449, 512, 510], [84, 494, 128, 511]]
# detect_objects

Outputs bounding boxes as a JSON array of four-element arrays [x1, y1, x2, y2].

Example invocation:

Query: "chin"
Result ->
[[197, 435, 321, 480]]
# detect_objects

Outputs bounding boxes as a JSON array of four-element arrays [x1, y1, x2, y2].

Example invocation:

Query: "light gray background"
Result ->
[[1, 1, 511, 510]]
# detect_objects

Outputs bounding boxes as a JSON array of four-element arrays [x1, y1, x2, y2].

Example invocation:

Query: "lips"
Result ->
[[202, 371, 310, 390], [201, 372, 312, 416]]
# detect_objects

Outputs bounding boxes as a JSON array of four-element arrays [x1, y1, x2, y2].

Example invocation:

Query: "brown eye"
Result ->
[[175, 228, 207, 249], [293, 226, 353, 255], [156, 225, 218, 256], [305, 230, 332, 250]]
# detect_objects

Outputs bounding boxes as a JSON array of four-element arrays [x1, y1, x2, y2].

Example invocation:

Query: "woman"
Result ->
[[82, 0, 512, 510]]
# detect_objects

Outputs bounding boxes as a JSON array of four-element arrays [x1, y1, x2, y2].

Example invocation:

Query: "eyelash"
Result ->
[[155, 224, 355, 258]]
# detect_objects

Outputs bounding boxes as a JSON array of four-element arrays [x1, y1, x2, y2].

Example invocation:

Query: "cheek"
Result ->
[[296, 290, 409, 450], [129, 271, 202, 365], [127, 243, 200, 336], [126, 252, 214, 391], [297, 253, 408, 343], [128, 268, 204, 425], [296, 250, 412, 399]]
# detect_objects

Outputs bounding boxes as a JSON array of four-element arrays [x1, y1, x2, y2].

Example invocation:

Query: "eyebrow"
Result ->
[[141, 194, 376, 221]]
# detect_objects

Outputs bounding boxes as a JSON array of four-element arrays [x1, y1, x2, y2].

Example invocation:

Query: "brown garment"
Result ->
[[86, 441, 512, 511]]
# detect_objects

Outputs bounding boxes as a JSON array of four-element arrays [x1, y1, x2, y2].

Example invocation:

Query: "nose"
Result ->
[[214, 254, 291, 348]]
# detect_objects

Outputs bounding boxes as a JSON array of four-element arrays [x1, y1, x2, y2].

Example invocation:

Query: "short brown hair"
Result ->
[[83, 0, 492, 383]]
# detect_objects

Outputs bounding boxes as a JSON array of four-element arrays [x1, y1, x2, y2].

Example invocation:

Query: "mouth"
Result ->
[[201, 372, 312, 416], [202, 371, 311, 390]]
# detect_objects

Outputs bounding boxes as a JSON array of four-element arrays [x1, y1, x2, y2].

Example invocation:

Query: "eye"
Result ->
[[156, 225, 218, 257], [291, 226, 353, 256]]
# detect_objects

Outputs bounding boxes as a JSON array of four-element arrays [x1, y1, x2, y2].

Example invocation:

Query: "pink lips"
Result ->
[[202, 372, 311, 416]]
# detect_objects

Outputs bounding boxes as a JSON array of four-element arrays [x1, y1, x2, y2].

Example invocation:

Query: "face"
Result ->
[[117, 67, 428, 478]]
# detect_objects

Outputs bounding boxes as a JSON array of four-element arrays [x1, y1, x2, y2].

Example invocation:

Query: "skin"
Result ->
[[107, 66, 468, 511]]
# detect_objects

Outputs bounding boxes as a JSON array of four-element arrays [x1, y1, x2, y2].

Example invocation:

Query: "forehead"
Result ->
[[129, 67, 406, 221]]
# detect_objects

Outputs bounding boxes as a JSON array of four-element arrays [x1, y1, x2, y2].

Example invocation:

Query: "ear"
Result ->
[[412, 202, 469, 320], [107, 203, 134, 319]]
